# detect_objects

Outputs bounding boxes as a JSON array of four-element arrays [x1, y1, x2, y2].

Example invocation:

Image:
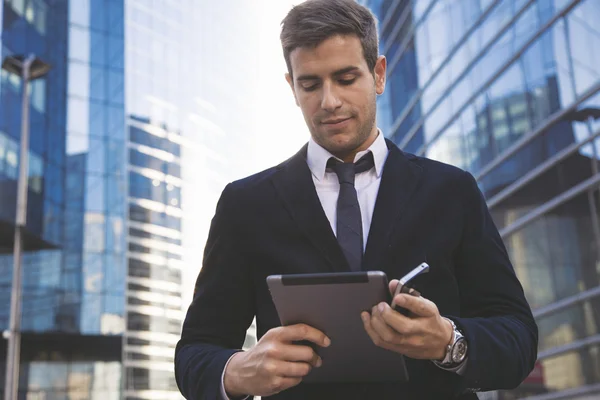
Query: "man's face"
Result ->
[[286, 35, 386, 162]]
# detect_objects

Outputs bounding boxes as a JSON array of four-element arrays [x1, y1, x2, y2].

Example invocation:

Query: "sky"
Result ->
[[251, 0, 309, 171], [180, 0, 308, 307]]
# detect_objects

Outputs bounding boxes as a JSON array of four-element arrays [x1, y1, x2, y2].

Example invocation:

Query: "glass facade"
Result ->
[[124, 0, 188, 397], [0, 0, 68, 334], [124, 116, 183, 397], [1, 0, 125, 398], [65, 0, 127, 337], [363, 0, 600, 398], [0, 0, 66, 253]]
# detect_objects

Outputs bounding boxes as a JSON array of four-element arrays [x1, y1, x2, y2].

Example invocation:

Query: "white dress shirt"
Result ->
[[306, 130, 389, 250], [219, 130, 463, 399]]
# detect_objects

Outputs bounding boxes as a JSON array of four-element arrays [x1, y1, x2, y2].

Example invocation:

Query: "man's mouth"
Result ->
[[321, 117, 352, 125]]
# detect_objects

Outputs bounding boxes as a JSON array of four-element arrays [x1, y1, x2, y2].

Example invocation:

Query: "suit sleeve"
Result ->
[[451, 171, 538, 391], [175, 183, 256, 400]]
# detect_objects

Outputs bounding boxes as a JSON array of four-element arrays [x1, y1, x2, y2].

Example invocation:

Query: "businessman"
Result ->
[[175, 0, 538, 399]]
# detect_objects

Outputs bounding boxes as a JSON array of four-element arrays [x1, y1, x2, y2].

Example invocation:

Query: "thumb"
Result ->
[[389, 279, 399, 296]]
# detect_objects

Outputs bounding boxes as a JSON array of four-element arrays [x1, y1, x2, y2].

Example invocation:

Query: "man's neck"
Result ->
[[337, 129, 379, 162]]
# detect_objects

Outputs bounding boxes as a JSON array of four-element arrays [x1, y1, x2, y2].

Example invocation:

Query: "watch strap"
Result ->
[[433, 317, 466, 368]]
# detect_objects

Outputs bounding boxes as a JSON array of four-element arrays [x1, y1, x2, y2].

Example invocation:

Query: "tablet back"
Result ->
[[267, 271, 409, 383]]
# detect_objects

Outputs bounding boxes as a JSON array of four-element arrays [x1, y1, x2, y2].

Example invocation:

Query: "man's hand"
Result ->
[[223, 323, 331, 398], [361, 279, 453, 360]]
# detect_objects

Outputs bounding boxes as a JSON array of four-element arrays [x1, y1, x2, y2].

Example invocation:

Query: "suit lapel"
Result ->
[[363, 140, 422, 273], [271, 145, 350, 272]]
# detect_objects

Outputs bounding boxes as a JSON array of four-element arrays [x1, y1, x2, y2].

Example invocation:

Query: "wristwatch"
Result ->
[[434, 318, 468, 368]]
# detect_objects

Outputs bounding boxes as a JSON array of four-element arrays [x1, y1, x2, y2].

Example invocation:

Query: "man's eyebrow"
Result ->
[[295, 66, 361, 82], [332, 66, 360, 76], [296, 74, 320, 82]]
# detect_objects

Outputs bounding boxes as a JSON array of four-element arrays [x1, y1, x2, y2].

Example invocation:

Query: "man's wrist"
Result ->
[[223, 351, 246, 399], [433, 317, 468, 371], [435, 317, 454, 361]]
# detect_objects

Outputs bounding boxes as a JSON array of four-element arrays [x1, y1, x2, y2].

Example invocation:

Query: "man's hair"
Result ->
[[280, 0, 379, 78]]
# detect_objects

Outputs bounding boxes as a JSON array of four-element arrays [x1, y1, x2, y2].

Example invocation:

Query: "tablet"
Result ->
[[266, 271, 409, 383]]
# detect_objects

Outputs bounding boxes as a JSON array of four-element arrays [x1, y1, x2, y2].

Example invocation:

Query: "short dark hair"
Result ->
[[280, 0, 379, 78]]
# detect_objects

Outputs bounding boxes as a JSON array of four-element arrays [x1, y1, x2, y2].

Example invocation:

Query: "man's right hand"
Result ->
[[223, 323, 331, 397]]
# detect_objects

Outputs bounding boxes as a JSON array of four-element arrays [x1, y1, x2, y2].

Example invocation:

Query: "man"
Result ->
[[175, 0, 538, 399]]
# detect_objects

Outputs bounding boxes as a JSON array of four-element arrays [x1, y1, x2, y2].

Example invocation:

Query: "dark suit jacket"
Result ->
[[175, 140, 538, 400]]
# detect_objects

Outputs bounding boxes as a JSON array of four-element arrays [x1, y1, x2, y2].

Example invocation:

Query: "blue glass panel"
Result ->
[[90, 0, 107, 32], [567, 2, 600, 97], [70, 0, 91, 27], [69, 25, 91, 62], [108, 0, 125, 37], [87, 136, 106, 174], [85, 173, 106, 213]]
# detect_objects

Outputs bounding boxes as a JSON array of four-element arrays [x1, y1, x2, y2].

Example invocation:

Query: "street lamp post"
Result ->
[[2, 54, 51, 400]]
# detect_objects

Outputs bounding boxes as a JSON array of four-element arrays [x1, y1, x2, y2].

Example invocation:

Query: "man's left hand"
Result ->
[[361, 279, 453, 360]]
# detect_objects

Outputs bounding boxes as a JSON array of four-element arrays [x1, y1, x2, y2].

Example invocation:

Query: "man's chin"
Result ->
[[321, 138, 360, 159]]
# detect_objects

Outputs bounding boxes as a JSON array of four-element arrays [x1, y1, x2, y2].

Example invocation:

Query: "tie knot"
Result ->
[[326, 152, 374, 185]]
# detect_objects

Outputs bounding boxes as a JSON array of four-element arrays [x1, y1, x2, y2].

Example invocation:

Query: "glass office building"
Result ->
[[124, 0, 186, 396], [0, 0, 68, 329], [1, 0, 262, 398], [362, 0, 600, 399], [124, 0, 263, 397], [125, 113, 184, 398], [1, 0, 125, 398]]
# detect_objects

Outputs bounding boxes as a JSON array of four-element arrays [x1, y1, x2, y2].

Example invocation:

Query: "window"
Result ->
[[502, 190, 600, 310], [69, 25, 91, 63], [5, 136, 19, 179], [28, 151, 44, 193], [128, 204, 181, 231], [0, 132, 7, 176]]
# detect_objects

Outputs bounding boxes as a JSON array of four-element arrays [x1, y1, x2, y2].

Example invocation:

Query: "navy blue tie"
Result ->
[[327, 152, 375, 271]]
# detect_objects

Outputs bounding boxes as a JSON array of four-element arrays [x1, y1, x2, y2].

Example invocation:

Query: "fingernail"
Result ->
[[316, 357, 323, 367], [378, 302, 385, 313], [361, 313, 368, 322], [324, 337, 331, 347]]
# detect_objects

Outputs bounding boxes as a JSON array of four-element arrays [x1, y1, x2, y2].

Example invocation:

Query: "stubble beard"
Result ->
[[310, 101, 378, 160]]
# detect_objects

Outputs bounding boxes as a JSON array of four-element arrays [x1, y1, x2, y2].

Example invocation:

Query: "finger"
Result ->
[[278, 324, 331, 347], [361, 311, 392, 351], [370, 304, 402, 345], [393, 293, 437, 317], [377, 302, 414, 335], [279, 344, 322, 367], [278, 360, 314, 378]]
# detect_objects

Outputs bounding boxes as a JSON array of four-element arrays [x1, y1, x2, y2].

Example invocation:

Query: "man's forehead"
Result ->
[[289, 35, 366, 76]]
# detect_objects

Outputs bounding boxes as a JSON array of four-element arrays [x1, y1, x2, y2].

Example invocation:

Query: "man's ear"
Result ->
[[374, 55, 387, 95], [285, 72, 300, 107]]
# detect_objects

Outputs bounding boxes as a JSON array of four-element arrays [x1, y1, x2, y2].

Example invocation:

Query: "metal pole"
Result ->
[[4, 54, 34, 400]]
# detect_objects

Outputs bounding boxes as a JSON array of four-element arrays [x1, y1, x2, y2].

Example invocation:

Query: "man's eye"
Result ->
[[302, 84, 319, 92], [339, 78, 356, 85]]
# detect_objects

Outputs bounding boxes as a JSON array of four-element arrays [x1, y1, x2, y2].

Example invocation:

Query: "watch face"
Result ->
[[452, 338, 467, 364]]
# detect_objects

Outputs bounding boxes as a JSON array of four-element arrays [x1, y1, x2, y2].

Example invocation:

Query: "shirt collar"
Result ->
[[307, 129, 389, 181]]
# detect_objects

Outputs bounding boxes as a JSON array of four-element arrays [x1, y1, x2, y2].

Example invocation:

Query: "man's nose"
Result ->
[[320, 82, 342, 112]]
